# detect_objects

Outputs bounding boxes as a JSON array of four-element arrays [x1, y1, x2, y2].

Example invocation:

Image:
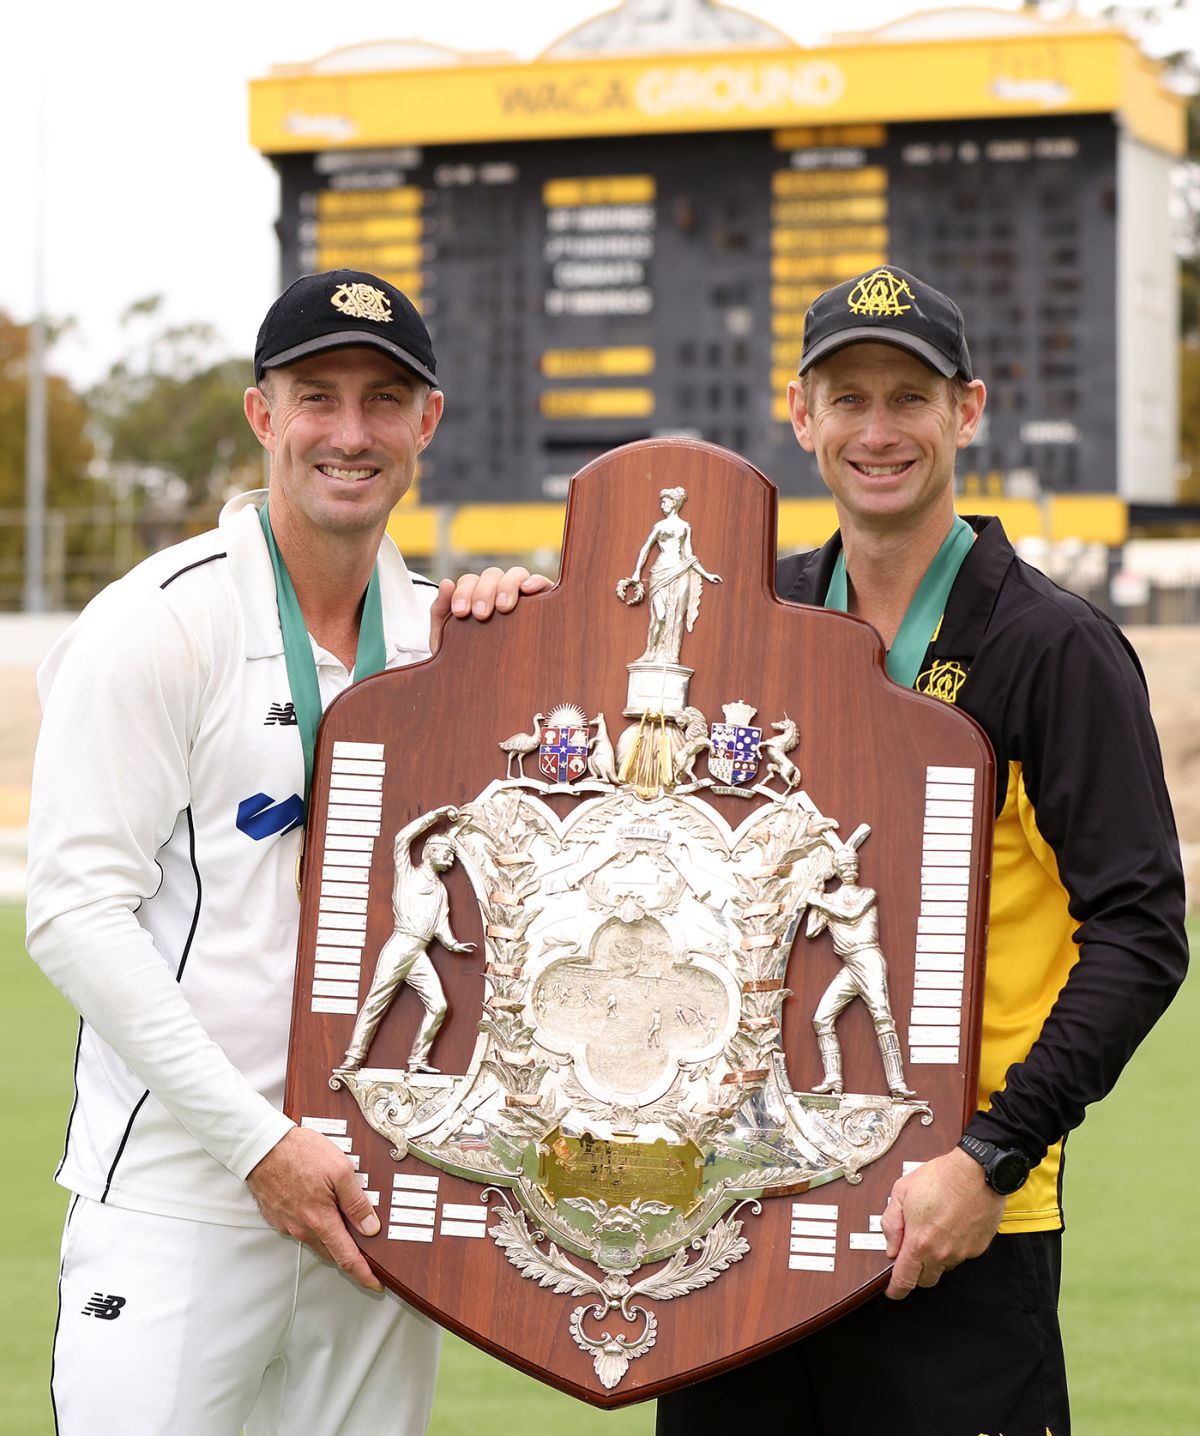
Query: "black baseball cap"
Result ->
[[254, 269, 438, 388], [799, 266, 973, 380]]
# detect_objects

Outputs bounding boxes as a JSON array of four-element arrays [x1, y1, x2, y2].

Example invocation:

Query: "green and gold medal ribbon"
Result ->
[[824, 515, 973, 690], [258, 501, 387, 806]]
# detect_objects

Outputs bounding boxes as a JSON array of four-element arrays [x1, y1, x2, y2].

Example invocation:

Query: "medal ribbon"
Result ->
[[259, 501, 386, 804], [824, 515, 973, 689]]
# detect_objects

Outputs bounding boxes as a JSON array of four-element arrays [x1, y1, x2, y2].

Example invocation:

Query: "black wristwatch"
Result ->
[[957, 1135, 1031, 1195]]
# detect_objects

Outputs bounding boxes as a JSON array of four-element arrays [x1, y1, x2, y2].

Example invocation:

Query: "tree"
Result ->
[[0, 313, 97, 608], [1179, 340, 1200, 502], [1166, 74, 1200, 499], [1178, 84, 1200, 341], [88, 297, 263, 512]]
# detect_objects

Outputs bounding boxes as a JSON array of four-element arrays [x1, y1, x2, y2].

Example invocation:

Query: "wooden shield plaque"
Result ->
[[286, 439, 994, 1408]]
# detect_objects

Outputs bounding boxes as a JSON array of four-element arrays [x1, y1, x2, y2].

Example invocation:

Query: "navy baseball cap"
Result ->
[[254, 269, 438, 388], [799, 266, 973, 380]]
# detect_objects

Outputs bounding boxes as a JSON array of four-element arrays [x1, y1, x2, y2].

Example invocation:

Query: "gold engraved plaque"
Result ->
[[539, 1129, 704, 1209]]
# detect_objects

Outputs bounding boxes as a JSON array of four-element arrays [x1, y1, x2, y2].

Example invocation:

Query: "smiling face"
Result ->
[[243, 346, 443, 549], [787, 343, 985, 540]]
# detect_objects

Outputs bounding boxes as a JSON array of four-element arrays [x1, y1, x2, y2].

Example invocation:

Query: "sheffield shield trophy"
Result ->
[[286, 439, 994, 1407]]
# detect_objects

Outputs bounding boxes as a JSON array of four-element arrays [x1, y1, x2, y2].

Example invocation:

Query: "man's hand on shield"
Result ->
[[428, 566, 554, 653], [880, 1145, 1007, 1300], [247, 1126, 385, 1292]]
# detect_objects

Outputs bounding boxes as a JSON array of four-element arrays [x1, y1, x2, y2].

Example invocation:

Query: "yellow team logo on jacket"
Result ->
[[916, 658, 968, 704], [330, 282, 393, 323], [847, 268, 913, 318]]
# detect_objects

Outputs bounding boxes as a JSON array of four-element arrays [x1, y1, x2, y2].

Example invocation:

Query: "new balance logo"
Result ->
[[82, 1293, 126, 1320], [265, 701, 298, 726]]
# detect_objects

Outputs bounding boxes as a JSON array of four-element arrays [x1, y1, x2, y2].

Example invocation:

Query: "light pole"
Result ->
[[24, 78, 48, 614]]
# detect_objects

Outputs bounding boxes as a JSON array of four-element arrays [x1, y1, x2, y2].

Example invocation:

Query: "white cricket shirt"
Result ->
[[26, 491, 436, 1225]]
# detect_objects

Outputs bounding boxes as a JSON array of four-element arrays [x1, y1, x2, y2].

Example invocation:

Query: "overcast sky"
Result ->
[[3, 0, 1193, 389]]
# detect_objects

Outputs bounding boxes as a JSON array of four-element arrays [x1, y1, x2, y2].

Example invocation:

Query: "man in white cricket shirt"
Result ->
[[26, 269, 547, 1434]]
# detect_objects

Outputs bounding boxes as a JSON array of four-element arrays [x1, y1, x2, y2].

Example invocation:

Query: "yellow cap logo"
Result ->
[[847, 269, 913, 318], [330, 282, 392, 323]]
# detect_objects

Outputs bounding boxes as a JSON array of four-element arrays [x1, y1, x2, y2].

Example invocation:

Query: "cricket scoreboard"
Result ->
[[250, 10, 1185, 551]]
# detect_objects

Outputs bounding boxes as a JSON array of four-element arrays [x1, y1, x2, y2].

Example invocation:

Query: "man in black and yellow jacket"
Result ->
[[657, 267, 1187, 1436]]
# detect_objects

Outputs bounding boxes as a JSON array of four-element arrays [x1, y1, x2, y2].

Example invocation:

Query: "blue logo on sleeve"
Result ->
[[236, 793, 305, 840]]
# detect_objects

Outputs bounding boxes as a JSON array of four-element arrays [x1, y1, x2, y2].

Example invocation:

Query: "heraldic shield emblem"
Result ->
[[287, 440, 995, 1408]]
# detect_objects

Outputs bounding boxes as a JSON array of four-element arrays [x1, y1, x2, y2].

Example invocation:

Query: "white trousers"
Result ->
[[53, 1195, 441, 1435]]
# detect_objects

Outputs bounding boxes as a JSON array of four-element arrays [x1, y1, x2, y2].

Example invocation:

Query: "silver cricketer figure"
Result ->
[[339, 806, 476, 1075], [805, 845, 916, 1100]]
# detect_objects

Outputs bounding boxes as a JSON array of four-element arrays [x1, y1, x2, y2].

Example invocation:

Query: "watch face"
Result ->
[[990, 1151, 1029, 1195]]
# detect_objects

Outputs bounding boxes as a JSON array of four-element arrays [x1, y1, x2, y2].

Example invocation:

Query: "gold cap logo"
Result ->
[[847, 269, 913, 319], [330, 282, 392, 323]]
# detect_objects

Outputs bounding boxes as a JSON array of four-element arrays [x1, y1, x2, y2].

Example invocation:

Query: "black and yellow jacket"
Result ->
[[776, 516, 1188, 1232]]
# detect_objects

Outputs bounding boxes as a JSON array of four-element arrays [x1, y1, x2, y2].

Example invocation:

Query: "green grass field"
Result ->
[[3, 904, 1195, 1435]]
